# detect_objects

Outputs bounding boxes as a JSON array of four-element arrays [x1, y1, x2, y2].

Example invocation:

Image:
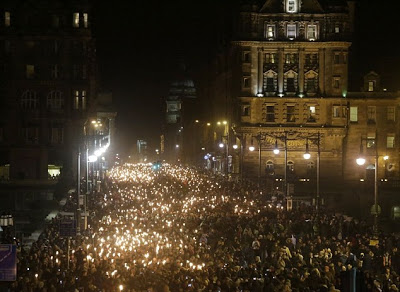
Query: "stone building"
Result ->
[[208, 0, 400, 215], [0, 0, 115, 235]]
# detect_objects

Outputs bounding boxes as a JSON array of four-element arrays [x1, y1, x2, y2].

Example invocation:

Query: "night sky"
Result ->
[[92, 0, 400, 157]]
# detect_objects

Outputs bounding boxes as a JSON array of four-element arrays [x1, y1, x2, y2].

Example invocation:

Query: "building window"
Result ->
[[367, 133, 375, 148], [21, 90, 38, 109], [305, 53, 318, 65], [243, 51, 250, 63], [286, 105, 296, 122], [26, 65, 35, 79], [241, 105, 250, 116], [387, 106, 395, 121], [350, 106, 358, 122], [307, 106, 316, 122], [5, 12, 11, 27], [287, 0, 297, 13], [368, 81, 375, 92], [47, 91, 63, 109], [266, 106, 275, 122], [74, 90, 87, 110], [266, 24, 275, 39], [287, 160, 294, 171], [73, 12, 80, 27], [286, 77, 295, 92], [387, 134, 395, 148], [265, 53, 276, 64], [285, 53, 298, 64], [335, 25, 340, 33], [333, 106, 341, 118], [333, 77, 340, 89], [287, 24, 296, 39], [51, 64, 59, 79], [266, 77, 275, 92], [306, 77, 317, 93], [83, 13, 88, 28], [307, 161, 315, 169], [334, 53, 340, 64], [243, 77, 250, 88], [52, 15, 59, 28], [307, 25, 317, 40], [367, 106, 376, 123], [24, 127, 39, 144], [266, 161, 274, 173], [49, 127, 64, 144]]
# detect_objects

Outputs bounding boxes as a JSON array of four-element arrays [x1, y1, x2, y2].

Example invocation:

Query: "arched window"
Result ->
[[287, 160, 294, 171], [266, 160, 274, 175], [47, 91, 64, 109], [21, 90, 38, 109]]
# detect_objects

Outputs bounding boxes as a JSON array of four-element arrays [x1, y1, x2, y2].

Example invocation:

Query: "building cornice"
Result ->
[[232, 41, 351, 48]]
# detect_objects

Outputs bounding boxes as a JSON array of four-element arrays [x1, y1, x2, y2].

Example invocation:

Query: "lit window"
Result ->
[[387, 106, 395, 121], [368, 81, 375, 92], [367, 106, 376, 123], [307, 25, 317, 40], [265, 53, 276, 64], [333, 106, 341, 118], [266, 24, 275, 39], [21, 90, 38, 109], [387, 134, 395, 148], [335, 25, 340, 33], [350, 106, 358, 122], [287, 0, 297, 13], [73, 12, 79, 28], [286, 105, 296, 122], [287, 24, 296, 39], [74, 90, 87, 110], [308, 106, 316, 122], [266, 106, 275, 122], [83, 13, 88, 28], [367, 133, 375, 148], [26, 65, 35, 79], [47, 91, 63, 109], [5, 12, 10, 27]]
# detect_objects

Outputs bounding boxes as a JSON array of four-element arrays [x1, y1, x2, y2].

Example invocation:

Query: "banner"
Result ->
[[0, 244, 17, 281]]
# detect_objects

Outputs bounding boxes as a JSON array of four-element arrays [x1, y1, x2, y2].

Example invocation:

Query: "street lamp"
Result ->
[[355, 135, 384, 236]]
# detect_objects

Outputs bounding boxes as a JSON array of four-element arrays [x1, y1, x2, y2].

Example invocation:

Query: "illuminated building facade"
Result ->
[[209, 0, 400, 215]]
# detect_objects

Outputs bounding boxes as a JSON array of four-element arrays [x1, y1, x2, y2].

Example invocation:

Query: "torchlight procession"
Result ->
[[5, 163, 400, 291]]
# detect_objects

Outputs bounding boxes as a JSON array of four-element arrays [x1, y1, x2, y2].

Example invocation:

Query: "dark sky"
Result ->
[[93, 0, 232, 156], [93, 0, 400, 157]]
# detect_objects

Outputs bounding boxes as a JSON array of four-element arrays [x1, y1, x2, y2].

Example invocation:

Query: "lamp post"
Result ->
[[303, 132, 321, 214], [356, 134, 385, 236], [273, 132, 288, 197]]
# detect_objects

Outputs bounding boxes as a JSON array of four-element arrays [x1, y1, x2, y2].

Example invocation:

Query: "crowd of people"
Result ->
[[7, 163, 400, 291]]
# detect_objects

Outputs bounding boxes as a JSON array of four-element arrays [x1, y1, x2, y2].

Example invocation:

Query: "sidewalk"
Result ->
[[21, 198, 67, 248]]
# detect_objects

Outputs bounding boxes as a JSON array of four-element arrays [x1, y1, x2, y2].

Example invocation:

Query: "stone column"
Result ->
[[278, 48, 284, 94], [319, 48, 325, 95], [298, 48, 305, 95], [258, 47, 264, 95]]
